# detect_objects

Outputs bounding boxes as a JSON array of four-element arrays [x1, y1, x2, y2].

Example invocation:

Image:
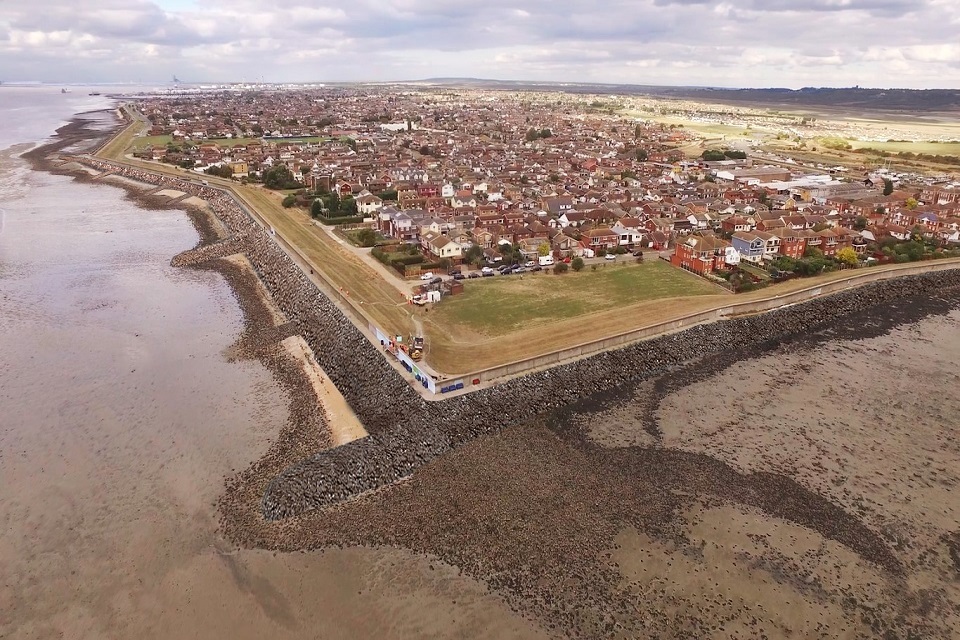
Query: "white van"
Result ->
[[538, 255, 555, 266]]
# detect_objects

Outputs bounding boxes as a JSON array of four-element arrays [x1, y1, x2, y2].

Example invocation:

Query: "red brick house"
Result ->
[[671, 235, 734, 274], [585, 227, 619, 251]]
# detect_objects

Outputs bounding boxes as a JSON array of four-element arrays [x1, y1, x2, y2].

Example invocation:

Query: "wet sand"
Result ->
[[2, 117, 545, 639]]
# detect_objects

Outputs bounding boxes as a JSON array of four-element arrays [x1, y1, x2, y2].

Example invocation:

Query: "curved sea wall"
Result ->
[[76, 159, 960, 520]]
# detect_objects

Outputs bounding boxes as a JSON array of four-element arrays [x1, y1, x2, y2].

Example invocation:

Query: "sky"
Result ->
[[0, 0, 958, 88]]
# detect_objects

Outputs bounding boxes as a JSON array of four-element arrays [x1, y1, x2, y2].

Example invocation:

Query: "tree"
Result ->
[[905, 197, 918, 210], [537, 243, 551, 257], [310, 199, 324, 219], [853, 216, 868, 231], [355, 228, 378, 247], [571, 257, 585, 272], [554, 262, 569, 274], [464, 244, 484, 266], [281, 194, 297, 208], [634, 124, 642, 139], [701, 149, 726, 161], [525, 128, 539, 142], [263, 164, 297, 190], [635, 148, 648, 162], [882, 178, 894, 196], [836, 247, 859, 266], [340, 196, 357, 216]]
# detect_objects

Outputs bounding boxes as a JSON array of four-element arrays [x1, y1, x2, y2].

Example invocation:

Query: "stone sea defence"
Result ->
[[75, 158, 960, 521], [263, 268, 960, 518]]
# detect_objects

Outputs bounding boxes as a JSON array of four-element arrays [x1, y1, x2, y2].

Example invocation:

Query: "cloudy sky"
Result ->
[[1, 0, 958, 88]]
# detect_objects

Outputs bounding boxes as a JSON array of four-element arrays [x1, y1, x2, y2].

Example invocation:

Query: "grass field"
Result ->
[[131, 136, 259, 150], [431, 261, 722, 336], [130, 134, 172, 149], [846, 139, 960, 155]]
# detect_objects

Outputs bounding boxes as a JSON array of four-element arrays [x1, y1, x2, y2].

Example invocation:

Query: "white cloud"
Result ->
[[0, 0, 956, 87]]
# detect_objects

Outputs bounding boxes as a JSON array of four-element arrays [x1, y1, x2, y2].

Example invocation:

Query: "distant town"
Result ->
[[128, 86, 960, 296]]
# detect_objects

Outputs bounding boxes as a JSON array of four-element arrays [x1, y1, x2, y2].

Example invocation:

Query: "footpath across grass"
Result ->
[[432, 260, 722, 336]]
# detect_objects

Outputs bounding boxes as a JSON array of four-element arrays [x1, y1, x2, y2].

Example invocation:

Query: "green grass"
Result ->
[[847, 139, 960, 155], [432, 261, 721, 336], [207, 137, 259, 147], [270, 136, 333, 144], [738, 262, 772, 281], [130, 134, 172, 149]]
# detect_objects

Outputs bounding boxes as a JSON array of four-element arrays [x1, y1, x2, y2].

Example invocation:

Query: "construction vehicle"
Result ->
[[410, 336, 425, 361]]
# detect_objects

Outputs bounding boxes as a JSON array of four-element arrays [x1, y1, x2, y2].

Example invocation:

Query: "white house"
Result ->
[[610, 223, 644, 247]]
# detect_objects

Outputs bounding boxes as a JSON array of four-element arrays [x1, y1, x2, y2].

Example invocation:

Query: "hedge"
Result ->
[[318, 215, 364, 225]]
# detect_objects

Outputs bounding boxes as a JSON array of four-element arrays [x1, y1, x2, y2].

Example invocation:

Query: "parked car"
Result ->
[[448, 268, 462, 276], [452, 273, 465, 281], [429, 276, 443, 285], [420, 272, 434, 280], [468, 272, 481, 279], [482, 271, 494, 277], [524, 260, 536, 268], [562, 257, 571, 263], [481, 266, 495, 275], [605, 253, 616, 261]]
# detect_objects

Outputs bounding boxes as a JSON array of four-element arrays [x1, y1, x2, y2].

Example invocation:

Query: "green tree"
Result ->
[[310, 199, 324, 219], [281, 194, 297, 208], [882, 178, 894, 196], [525, 128, 539, 142], [905, 197, 918, 210], [464, 244, 484, 265], [538, 243, 551, 257], [635, 148, 648, 161], [263, 164, 296, 190], [340, 196, 357, 215], [554, 262, 569, 274], [853, 216, 868, 231], [634, 124, 642, 139], [835, 247, 859, 266], [701, 149, 726, 161], [355, 228, 378, 247], [571, 257, 585, 272]]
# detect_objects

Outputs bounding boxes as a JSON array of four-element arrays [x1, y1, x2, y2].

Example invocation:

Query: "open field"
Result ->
[[266, 136, 333, 144], [432, 261, 721, 336], [130, 134, 172, 148], [845, 139, 960, 155]]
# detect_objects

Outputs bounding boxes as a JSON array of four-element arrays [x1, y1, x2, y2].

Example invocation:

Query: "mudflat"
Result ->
[[1, 122, 543, 640]]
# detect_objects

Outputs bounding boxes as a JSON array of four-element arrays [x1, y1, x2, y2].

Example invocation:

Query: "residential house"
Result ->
[[671, 234, 738, 274]]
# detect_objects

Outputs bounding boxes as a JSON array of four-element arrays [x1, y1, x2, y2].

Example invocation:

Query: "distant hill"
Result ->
[[409, 78, 960, 113]]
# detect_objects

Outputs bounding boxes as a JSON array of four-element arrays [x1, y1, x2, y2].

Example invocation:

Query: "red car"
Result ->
[[562, 257, 571, 263]]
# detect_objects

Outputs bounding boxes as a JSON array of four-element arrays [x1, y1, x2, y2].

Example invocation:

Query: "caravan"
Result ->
[[538, 255, 555, 266]]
